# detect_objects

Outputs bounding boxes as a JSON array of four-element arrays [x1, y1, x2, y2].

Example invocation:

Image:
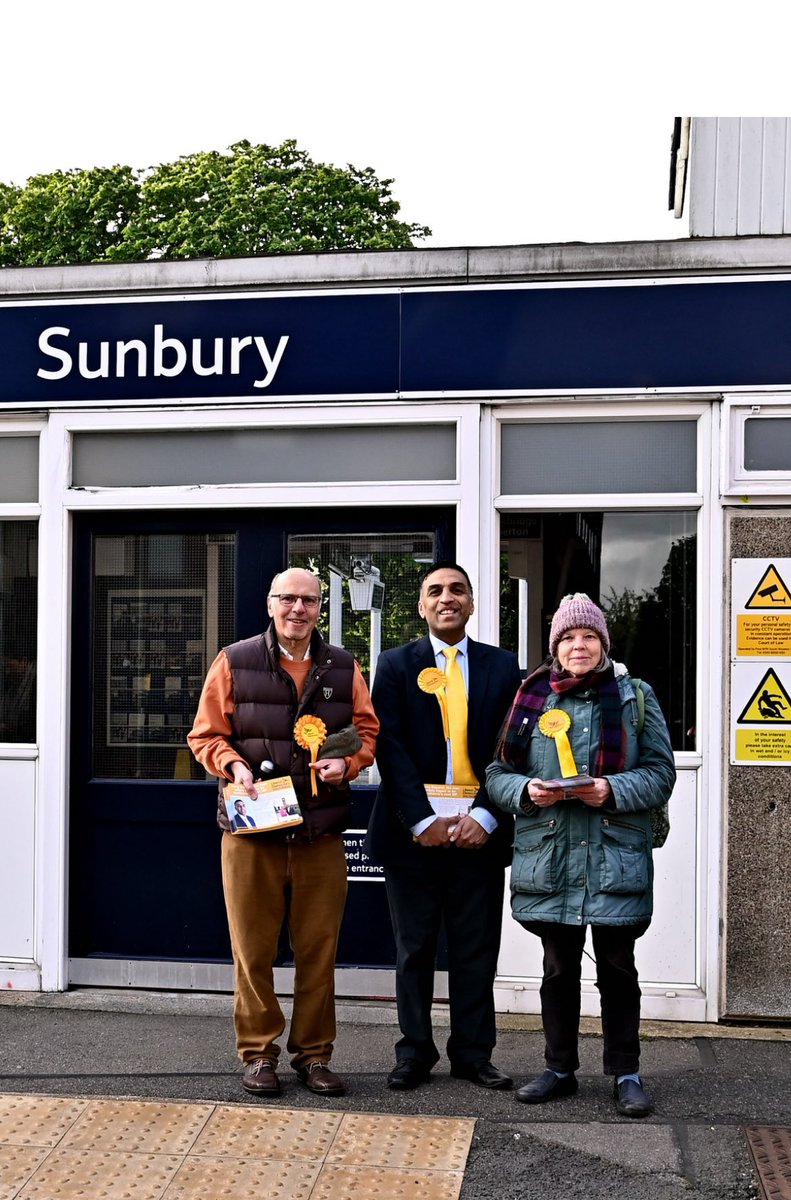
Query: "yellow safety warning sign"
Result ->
[[735, 727, 791, 761], [731, 659, 791, 765], [737, 668, 791, 724], [745, 564, 791, 609], [732, 560, 791, 660], [736, 614, 791, 657]]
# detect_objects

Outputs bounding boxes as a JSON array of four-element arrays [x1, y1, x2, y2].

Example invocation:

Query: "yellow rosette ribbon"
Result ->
[[294, 715, 328, 796], [417, 667, 449, 739], [537, 709, 578, 778]]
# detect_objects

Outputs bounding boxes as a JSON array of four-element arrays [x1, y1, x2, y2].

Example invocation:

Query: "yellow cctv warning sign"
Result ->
[[744, 564, 791, 609], [737, 668, 791, 724], [733, 560, 791, 657]]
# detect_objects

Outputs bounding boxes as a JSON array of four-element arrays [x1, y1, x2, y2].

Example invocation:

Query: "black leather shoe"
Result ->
[[242, 1058, 282, 1096], [450, 1061, 513, 1089], [516, 1069, 578, 1104], [387, 1060, 432, 1090], [614, 1077, 653, 1117]]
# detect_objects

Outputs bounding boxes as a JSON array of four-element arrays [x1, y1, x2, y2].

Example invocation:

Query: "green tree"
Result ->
[[0, 165, 140, 267], [0, 140, 430, 267]]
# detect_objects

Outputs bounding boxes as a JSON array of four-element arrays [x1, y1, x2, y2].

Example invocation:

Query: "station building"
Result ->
[[1, 118, 790, 1023]]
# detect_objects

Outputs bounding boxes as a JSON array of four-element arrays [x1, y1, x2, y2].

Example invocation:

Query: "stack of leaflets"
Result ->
[[223, 776, 303, 834]]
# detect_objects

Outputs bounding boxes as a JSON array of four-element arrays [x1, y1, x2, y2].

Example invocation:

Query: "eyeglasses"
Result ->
[[269, 593, 321, 609]]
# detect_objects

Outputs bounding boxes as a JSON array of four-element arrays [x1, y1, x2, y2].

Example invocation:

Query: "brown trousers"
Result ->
[[221, 831, 348, 1069]]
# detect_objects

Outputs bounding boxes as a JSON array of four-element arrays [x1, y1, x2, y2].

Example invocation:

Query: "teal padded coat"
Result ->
[[485, 670, 676, 928]]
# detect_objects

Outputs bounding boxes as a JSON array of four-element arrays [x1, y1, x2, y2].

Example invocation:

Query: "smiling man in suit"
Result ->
[[366, 562, 522, 1090]]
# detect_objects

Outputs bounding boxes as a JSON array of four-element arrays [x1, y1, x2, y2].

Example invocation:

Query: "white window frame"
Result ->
[[0, 418, 44, 990], [480, 399, 723, 1022], [724, 392, 791, 497], [37, 400, 483, 991]]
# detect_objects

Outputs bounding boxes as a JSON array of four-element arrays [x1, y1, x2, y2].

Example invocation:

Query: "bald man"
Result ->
[[189, 568, 378, 1099]]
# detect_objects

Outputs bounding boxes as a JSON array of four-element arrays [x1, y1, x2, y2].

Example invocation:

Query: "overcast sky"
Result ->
[[3, 1, 789, 249]]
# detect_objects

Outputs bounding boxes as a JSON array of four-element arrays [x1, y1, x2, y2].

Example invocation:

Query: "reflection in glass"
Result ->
[[288, 532, 436, 788], [0, 521, 37, 742], [93, 532, 235, 779], [500, 512, 696, 751], [287, 532, 435, 684]]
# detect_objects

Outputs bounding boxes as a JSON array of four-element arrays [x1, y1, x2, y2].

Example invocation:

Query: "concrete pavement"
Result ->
[[1, 989, 788, 1199]]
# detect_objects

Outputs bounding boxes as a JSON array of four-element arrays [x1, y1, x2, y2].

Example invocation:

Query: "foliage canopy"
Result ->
[[0, 140, 430, 267]]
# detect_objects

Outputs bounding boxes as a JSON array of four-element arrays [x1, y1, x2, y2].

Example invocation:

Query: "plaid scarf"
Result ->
[[496, 658, 626, 776]]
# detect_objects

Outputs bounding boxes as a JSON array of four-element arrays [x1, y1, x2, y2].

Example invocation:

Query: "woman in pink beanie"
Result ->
[[486, 593, 676, 1118]]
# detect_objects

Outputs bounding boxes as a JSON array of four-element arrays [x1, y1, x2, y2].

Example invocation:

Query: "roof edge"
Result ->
[[4, 236, 791, 299]]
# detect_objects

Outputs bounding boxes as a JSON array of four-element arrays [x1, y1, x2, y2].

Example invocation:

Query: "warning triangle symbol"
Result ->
[[738, 668, 791, 724], [745, 564, 791, 609]]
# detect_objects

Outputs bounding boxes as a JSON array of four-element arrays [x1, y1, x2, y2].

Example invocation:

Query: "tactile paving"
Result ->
[[163, 1155, 322, 1200], [746, 1127, 791, 1200], [0, 1095, 87, 1147], [60, 1098, 213, 1155], [0, 1093, 474, 1200], [15, 1146, 183, 1198], [311, 1164, 465, 1199], [326, 1113, 474, 1171], [193, 1105, 341, 1160], [0, 1145, 51, 1196]]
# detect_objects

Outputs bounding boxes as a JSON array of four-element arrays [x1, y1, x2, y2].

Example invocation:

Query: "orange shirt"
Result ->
[[188, 648, 378, 781]]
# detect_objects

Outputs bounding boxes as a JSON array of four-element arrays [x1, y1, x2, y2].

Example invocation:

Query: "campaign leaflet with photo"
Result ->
[[424, 784, 479, 818], [222, 776, 303, 835]]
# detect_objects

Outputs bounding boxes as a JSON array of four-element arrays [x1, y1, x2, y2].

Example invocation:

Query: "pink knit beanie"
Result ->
[[549, 593, 610, 656]]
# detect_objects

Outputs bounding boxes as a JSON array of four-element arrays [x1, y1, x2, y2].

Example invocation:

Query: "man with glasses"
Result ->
[[189, 567, 378, 1099]]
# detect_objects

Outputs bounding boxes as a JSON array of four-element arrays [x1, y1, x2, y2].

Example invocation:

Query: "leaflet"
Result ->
[[223, 776, 303, 834], [424, 783, 479, 818]]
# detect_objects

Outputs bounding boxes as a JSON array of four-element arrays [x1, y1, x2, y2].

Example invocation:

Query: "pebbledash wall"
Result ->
[[1, 237, 790, 1022]]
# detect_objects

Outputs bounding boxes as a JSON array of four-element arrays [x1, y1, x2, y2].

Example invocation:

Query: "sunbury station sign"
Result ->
[[37, 324, 290, 390], [5, 279, 791, 403]]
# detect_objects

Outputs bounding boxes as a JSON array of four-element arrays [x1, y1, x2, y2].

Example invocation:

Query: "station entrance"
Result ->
[[68, 506, 454, 989]]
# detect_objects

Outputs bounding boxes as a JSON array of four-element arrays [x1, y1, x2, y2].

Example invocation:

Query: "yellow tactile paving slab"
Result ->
[[0, 1096, 87, 1147], [0, 1146, 51, 1197], [0, 1094, 475, 1200], [312, 1164, 466, 1199], [193, 1104, 341, 1159], [164, 1155, 323, 1200], [59, 1099, 213, 1155], [15, 1147, 184, 1198], [326, 1114, 472, 1171]]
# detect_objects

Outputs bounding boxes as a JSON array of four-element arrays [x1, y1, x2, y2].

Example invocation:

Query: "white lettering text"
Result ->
[[35, 324, 290, 390], [37, 327, 72, 380], [253, 335, 289, 389]]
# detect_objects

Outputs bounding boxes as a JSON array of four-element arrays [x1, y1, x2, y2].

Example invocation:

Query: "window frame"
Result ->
[[724, 393, 791, 495], [479, 400, 711, 775]]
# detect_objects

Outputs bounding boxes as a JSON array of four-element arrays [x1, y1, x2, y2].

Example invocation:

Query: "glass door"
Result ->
[[69, 508, 454, 989]]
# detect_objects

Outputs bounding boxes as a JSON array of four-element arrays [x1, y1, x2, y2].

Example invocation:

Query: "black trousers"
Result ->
[[385, 851, 505, 1068], [523, 920, 650, 1076]]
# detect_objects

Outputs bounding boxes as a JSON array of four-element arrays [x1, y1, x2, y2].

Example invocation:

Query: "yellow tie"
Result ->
[[442, 647, 479, 786]]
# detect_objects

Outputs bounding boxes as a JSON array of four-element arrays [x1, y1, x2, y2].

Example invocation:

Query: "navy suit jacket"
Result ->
[[365, 635, 522, 867], [232, 814, 256, 830]]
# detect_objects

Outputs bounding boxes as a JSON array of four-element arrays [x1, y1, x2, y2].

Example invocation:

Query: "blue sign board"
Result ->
[[3, 278, 791, 403]]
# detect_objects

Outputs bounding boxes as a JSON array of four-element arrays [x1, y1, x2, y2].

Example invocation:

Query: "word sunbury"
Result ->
[[37, 325, 290, 389]]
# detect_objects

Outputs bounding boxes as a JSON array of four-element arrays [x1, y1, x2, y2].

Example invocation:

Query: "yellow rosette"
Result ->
[[294, 715, 328, 796], [538, 709, 578, 778], [418, 667, 449, 739]]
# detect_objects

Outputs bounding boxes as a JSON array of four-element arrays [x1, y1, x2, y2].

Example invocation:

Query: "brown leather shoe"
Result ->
[[297, 1061, 346, 1096], [242, 1058, 281, 1096]]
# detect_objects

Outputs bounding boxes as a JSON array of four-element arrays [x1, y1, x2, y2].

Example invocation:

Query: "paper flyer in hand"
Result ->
[[424, 783, 479, 818], [223, 776, 303, 834]]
